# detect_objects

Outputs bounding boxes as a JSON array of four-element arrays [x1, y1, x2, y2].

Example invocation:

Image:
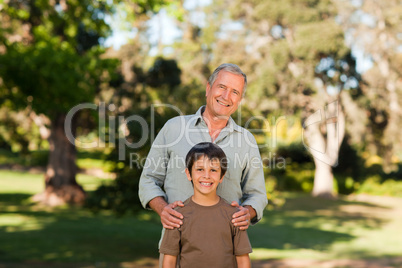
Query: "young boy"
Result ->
[[159, 142, 252, 268]]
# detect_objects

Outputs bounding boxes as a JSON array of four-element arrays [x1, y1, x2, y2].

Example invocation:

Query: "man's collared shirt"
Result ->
[[139, 106, 268, 223]]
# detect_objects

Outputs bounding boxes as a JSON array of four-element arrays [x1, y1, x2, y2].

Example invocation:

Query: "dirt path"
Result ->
[[252, 257, 402, 268], [2, 257, 402, 268]]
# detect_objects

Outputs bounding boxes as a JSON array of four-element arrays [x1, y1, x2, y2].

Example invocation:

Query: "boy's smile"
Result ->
[[186, 156, 224, 205]]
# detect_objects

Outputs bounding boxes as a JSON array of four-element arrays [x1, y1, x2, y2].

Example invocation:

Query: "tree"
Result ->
[[0, 0, 179, 205], [336, 0, 402, 173], [209, 0, 362, 198], [85, 2, 186, 213], [0, 0, 118, 205]]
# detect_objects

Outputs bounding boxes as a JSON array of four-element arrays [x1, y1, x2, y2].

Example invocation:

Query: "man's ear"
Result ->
[[185, 168, 192, 182], [206, 82, 211, 97]]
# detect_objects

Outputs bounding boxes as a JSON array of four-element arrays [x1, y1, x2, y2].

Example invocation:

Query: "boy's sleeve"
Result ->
[[159, 227, 181, 256], [233, 227, 253, 256]]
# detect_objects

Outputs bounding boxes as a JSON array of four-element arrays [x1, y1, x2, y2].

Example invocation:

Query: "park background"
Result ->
[[0, 0, 402, 267]]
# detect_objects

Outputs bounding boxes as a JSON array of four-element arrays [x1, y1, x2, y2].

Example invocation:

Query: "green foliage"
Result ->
[[25, 150, 49, 166], [86, 56, 184, 215], [85, 169, 143, 216], [0, 148, 114, 169], [147, 57, 181, 89], [269, 162, 315, 192], [1, 43, 110, 118], [276, 142, 312, 164], [0, 0, 119, 118], [333, 136, 365, 193], [270, 40, 290, 71], [357, 177, 402, 197], [250, 0, 335, 25], [0, 148, 48, 167], [293, 21, 348, 60]]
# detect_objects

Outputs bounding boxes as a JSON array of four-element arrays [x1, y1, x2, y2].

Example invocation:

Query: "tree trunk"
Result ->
[[312, 159, 335, 198], [33, 114, 86, 206]]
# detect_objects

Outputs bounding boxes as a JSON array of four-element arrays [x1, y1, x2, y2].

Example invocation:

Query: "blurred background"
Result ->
[[0, 0, 401, 267]]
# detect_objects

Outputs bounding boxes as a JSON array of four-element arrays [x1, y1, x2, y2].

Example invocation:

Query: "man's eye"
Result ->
[[233, 90, 239, 95]]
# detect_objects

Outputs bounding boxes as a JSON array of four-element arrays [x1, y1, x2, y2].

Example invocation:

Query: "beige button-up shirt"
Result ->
[[139, 106, 268, 223]]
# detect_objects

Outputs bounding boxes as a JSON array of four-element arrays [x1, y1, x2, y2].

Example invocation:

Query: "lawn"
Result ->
[[1, 170, 402, 267]]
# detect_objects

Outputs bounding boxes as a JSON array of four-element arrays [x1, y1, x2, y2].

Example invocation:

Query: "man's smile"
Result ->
[[217, 100, 230, 107]]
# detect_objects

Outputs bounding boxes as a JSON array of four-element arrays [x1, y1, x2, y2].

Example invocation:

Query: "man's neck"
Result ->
[[202, 108, 229, 141]]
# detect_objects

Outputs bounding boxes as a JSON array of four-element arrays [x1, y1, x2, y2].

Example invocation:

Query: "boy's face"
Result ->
[[185, 156, 224, 197]]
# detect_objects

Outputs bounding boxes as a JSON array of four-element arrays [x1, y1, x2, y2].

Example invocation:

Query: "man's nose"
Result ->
[[221, 89, 230, 99]]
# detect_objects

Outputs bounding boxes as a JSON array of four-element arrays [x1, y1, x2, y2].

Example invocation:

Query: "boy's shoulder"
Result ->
[[219, 197, 241, 214], [175, 197, 239, 214], [172, 197, 192, 213]]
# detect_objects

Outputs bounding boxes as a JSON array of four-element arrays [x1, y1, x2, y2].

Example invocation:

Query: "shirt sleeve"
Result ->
[[138, 122, 169, 209], [233, 226, 252, 256], [240, 130, 268, 224], [159, 227, 181, 256]]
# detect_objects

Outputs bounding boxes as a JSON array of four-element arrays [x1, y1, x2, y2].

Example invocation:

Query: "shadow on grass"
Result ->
[[0, 193, 162, 265], [0, 192, 395, 266], [249, 193, 390, 253]]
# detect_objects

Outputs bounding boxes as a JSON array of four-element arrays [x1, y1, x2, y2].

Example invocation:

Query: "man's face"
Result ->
[[205, 71, 244, 119], [186, 156, 223, 197]]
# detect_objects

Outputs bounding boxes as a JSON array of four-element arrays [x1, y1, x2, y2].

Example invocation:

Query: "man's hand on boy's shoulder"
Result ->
[[149, 197, 184, 229], [230, 201, 256, 230], [160, 201, 185, 229]]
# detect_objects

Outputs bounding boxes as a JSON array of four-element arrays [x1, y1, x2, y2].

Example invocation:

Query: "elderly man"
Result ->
[[139, 63, 267, 261]]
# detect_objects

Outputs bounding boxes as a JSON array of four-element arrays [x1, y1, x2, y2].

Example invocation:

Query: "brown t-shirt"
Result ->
[[159, 197, 252, 268]]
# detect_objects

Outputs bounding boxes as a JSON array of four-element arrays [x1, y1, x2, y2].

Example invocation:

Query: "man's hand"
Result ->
[[149, 196, 185, 229], [160, 201, 185, 229], [231, 201, 256, 230]]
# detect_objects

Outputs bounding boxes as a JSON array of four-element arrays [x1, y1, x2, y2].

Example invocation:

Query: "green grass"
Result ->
[[0, 170, 161, 266], [0, 148, 113, 172], [1, 170, 402, 267], [248, 193, 402, 261]]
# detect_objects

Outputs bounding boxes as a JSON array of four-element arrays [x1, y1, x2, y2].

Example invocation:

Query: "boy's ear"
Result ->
[[219, 171, 226, 183], [185, 168, 192, 182]]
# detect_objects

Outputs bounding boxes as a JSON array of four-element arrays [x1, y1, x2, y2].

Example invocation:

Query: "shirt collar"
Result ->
[[193, 106, 242, 133]]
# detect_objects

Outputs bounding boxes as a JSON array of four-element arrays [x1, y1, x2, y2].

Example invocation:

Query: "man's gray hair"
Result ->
[[207, 63, 247, 97]]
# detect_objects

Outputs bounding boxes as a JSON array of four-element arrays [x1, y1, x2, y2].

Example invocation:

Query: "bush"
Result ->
[[276, 142, 312, 164], [268, 162, 315, 192], [357, 176, 402, 197], [85, 169, 143, 216], [26, 150, 49, 167]]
